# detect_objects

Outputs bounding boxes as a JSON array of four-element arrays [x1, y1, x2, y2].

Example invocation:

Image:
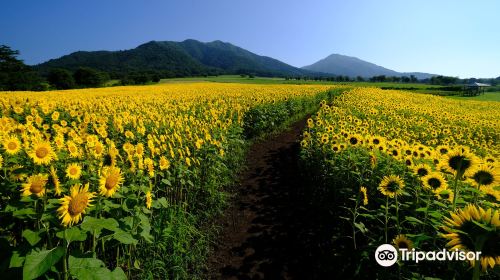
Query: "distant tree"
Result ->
[[73, 67, 105, 87], [48, 68, 75, 89], [402, 76, 411, 83], [410, 75, 418, 83], [132, 73, 150, 84], [0, 45, 44, 91], [151, 74, 161, 83], [356, 76, 364, 82]]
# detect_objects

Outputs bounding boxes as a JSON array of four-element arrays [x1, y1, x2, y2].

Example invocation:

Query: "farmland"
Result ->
[[0, 83, 338, 279], [300, 88, 499, 279], [0, 83, 498, 280]]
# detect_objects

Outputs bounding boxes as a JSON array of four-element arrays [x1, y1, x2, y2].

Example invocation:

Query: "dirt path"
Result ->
[[207, 118, 335, 280]]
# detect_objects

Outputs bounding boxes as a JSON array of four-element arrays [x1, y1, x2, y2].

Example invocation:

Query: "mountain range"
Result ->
[[36, 39, 436, 79]]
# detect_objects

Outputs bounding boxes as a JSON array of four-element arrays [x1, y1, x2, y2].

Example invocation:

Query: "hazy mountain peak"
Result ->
[[303, 53, 435, 79]]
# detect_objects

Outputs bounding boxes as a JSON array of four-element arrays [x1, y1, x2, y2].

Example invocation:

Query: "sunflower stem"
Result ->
[[395, 195, 400, 234], [473, 184, 480, 205], [63, 230, 68, 280], [384, 196, 389, 243], [352, 196, 359, 250], [452, 172, 460, 211]]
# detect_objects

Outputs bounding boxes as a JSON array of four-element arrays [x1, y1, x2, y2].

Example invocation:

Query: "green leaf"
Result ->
[[113, 231, 138, 245], [156, 197, 169, 208], [405, 216, 425, 225], [13, 208, 37, 217], [69, 257, 125, 280], [10, 251, 25, 268], [56, 227, 87, 243], [110, 267, 127, 280], [22, 229, 41, 246], [23, 247, 64, 280], [80, 217, 119, 233], [471, 220, 494, 231], [354, 222, 367, 234], [161, 178, 171, 186], [415, 207, 428, 212]]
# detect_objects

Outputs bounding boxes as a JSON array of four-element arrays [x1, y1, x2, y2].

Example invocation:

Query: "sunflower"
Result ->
[[369, 136, 385, 147], [441, 204, 500, 271], [434, 186, 454, 203], [99, 166, 124, 197], [378, 175, 405, 198], [57, 183, 95, 227], [347, 134, 362, 146], [22, 174, 48, 197], [403, 156, 413, 167], [479, 186, 499, 206], [369, 153, 377, 169], [146, 191, 152, 209], [307, 118, 314, 128], [50, 166, 62, 196], [3, 135, 22, 155], [435, 145, 451, 156], [468, 165, 499, 188], [29, 140, 56, 165], [67, 141, 81, 158], [92, 141, 105, 158], [444, 149, 479, 177], [66, 163, 82, 180], [360, 186, 368, 205], [413, 163, 432, 177], [331, 144, 341, 153], [422, 172, 448, 191], [392, 234, 413, 250]]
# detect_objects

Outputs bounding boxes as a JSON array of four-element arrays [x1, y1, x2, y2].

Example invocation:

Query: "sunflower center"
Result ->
[[373, 139, 380, 145], [386, 182, 400, 192], [397, 241, 409, 249], [441, 193, 450, 199], [105, 175, 118, 190], [427, 178, 441, 189], [449, 155, 471, 172], [473, 171, 494, 185], [349, 137, 358, 145], [417, 168, 429, 177], [36, 147, 49, 158], [70, 168, 78, 175], [68, 194, 88, 216], [30, 180, 44, 194], [8, 141, 18, 150]]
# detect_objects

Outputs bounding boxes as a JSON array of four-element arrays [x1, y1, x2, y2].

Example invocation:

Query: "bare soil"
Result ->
[[207, 118, 337, 280]]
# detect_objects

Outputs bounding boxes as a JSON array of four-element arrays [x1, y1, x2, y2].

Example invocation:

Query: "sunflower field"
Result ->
[[300, 88, 500, 279], [0, 82, 337, 279]]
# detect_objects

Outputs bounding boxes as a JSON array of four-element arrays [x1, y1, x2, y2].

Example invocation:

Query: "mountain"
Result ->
[[302, 54, 436, 79], [36, 39, 309, 77]]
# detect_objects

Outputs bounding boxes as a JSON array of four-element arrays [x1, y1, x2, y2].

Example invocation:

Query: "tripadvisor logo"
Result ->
[[374, 244, 481, 267]]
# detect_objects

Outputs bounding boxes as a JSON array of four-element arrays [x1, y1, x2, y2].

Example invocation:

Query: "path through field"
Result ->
[[207, 118, 336, 279]]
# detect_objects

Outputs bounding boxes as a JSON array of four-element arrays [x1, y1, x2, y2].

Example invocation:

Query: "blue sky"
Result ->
[[1, 0, 498, 78]]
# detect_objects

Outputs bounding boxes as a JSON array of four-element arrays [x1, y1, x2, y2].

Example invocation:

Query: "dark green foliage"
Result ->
[[35, 40, 312, 80], [47, 68, 75, 89], [73, 67, 106, 87], [0, 45, 44, 91]]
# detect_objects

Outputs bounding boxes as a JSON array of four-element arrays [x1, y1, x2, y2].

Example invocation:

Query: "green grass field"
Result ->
[[158, 75, 499, 101], [159, 75, 441, 88], [446, 91, 500, 102]]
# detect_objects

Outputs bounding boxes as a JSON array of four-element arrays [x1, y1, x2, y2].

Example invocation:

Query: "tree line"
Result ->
[[2, 44, 499, 91]]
